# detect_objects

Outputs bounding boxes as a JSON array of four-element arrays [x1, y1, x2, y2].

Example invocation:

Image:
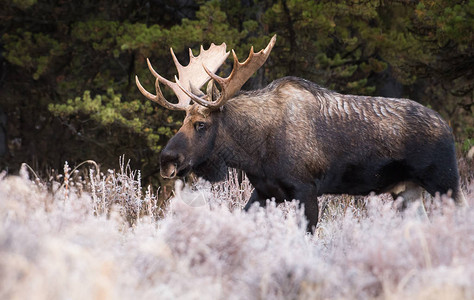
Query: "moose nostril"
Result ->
[[161, 149, 185, 165], [170, 164, 177, 177], [161, 150, 177, 163]]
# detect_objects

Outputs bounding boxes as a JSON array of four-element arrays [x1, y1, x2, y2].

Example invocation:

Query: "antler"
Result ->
[[135, 43, 230, 111], [177, 35, 277, 110]]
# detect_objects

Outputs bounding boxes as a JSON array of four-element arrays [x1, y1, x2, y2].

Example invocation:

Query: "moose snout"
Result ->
[[160, 149, 185, 179]]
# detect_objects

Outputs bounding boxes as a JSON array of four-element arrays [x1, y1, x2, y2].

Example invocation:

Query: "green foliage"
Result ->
[[3, 30, 65, 80], [262, 0, 391, 95], [463, 139, 473, 153], [415, 0, 474, 48], [0, 0, 472, 182], [48, 89, 171, 153], [11, 0, 36, 9]]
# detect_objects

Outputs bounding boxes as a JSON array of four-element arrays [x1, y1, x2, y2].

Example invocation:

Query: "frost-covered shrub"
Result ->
[[0, 163, 473, 299]]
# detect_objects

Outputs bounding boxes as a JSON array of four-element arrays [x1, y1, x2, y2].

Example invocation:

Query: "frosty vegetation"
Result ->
[[0, 159, 473, 299]]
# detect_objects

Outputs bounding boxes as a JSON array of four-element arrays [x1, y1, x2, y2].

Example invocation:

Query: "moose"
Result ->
[[136, 35, 467, 231]]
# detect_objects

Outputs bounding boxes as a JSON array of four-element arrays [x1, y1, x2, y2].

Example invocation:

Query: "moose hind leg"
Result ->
[[391, 182, 428, 219], [416, 167, 467, 206], [412, 143, 467, 206], [444, 185, 468, 207], [391, 182, 423, 209]]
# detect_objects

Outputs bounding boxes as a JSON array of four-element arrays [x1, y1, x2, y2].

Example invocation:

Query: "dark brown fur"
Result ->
[[160, 77, 465, 231]]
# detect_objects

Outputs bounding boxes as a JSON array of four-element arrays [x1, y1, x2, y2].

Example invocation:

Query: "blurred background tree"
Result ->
[[1, 0, 472, 187]]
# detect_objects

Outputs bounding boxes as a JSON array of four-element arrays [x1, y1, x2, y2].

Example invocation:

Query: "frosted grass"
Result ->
[[0, 163, 473, 299]]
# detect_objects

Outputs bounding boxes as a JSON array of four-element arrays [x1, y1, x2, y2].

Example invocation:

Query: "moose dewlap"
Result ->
[[136, 35, 466, 231]]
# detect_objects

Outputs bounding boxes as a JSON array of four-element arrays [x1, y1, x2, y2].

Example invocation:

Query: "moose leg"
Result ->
[[244, 189, 267, 211], [409, 146, 468, 207], [415, 167, 468, 207], [302, 199, 319, 233], [293, 186, 319, 233], [391, 182, 423, 209], [391, 182, 428, 220], [424, 181, 469, 207]]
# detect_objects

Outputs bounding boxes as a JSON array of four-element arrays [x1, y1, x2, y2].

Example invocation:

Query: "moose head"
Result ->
[[136, 35, 276, 181]]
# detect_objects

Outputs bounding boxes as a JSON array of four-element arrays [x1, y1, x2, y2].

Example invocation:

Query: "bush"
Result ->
[[0, 162, 473, 299]]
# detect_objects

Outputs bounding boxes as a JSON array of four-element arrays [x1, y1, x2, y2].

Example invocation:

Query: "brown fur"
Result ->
[[160, 76, 464, 231]]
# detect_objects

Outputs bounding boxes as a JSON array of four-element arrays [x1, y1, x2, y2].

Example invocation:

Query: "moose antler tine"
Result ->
[[240, 47, 254, 66], [230, 49, 240, 66], [137, 58, 189, 111], [206, 79, 215, 97], [206, 79, 223, 106], [135, 75, 156, 101], [260, 34, 277, 57], [136, 75, 179, 111], [175, 75, 213, 108], [218, 42, 228, 54], [212, 35, 276, 106], [202, 63, 225, 85], [170, 48, 184, 69], [146, 58, 177, 88], [154, 77, 165, 98], [266, 34, 277, 53], [146, 58, 161, 79]]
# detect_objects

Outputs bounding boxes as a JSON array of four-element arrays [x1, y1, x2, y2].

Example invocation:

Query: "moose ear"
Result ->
[[206, 80, 221, 102]]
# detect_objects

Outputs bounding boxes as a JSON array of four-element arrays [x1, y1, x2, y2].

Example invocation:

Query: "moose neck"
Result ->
[[214, 93, 278, 174]]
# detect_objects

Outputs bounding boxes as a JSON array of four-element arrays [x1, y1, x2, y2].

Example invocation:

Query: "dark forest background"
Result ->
[[0, 0, 473, 187]]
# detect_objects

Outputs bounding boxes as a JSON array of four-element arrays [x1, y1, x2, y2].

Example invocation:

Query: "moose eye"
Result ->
[[194, 122, 206, 132]]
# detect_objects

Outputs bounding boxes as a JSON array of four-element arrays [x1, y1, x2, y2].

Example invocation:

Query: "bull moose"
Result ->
[[136, 35, 467, 231]]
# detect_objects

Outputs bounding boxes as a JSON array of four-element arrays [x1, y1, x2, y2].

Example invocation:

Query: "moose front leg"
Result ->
[[293, 186, 320, 233], [301, 197, 319, 233], [243, 189, 267, 211], [244, 185, 320, 233]]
